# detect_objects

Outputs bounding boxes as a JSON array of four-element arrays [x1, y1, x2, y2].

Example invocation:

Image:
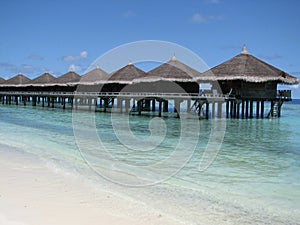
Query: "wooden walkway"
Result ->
[[0, 91, 290, 119]]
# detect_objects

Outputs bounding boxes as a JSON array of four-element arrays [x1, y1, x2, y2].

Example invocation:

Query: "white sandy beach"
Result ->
[[0, 149, 180, 225]]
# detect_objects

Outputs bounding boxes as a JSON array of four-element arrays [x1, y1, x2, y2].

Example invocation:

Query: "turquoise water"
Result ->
[[0, 102, 299, 224]]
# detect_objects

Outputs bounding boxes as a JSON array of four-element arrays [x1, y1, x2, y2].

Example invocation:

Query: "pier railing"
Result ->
[[277, 90, 291, 100], [0, 91, 233, 100]]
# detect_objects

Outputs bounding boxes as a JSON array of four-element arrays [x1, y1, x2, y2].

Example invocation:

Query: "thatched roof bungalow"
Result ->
[[80, 67, 109, 85], [0, 74, 31, 91], [56, 71, 81, 85], [0, 77, 5, 84], [76, 67, 109, 92], [201, 46, 299, 99], [133, 56, 201, 94], [1, 73, 31, 86], [25, 72, 57, 86], [103, 63, 147, 92], [22, 72, 58, 92]]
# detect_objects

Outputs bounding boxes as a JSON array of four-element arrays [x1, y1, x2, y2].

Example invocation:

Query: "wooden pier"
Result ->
[[0, 46, 298, 119], [0, 90, 291, 119]]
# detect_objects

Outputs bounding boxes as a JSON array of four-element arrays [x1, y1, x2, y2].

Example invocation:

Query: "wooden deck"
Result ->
[[0, 90, 291, 119]]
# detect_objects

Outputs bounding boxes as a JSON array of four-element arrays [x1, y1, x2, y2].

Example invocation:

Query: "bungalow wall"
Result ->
[[219, 80, 277, 99]]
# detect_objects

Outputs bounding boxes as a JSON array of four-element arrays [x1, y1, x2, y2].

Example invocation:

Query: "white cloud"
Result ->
[[63, 51, 89, 62], [123, 10, 136, 18], [191, 13, 224, 24], [68, 64, 82, 72], [191, 13, 206, 23], [0, 62, 46, 74], [291, 84, 299, 89], [26, 54, 44, 60], [80, 51, 88, 58]]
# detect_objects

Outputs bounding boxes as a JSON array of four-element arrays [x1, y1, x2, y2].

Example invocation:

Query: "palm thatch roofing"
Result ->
[[80, 67, 109, 84], [1, 74, 31, 86], [201, 46, 299, 84], [25, 72, 57, 86], [141, 56, 202, 83], [55, 71, 81, 85], [108, 63, 147, 84], [0, 77, 5, 84]]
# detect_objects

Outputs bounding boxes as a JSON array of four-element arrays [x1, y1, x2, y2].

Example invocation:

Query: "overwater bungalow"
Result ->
[[0, 45, 298, 119], [201, 45, 299, 118]]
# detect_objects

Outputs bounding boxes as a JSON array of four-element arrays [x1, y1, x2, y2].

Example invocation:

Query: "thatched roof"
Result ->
[[1, 74, 31, 86], [25, 72, 57, 86], [108, 63, 146, 84], [201, 46, 299, 84], [0, 77, 5, 84], [143, 56, 202, 82], [80, 67, 109, 84], [55, 71, 81, 85]]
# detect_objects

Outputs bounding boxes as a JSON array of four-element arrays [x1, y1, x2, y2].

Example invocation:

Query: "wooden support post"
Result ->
[[217, 102, 222, 118], [211, 102, 215, 118], [230, 100, 234, 118], [241, 100, 245, 118], [32, 96, 36, 106], [88, 98, 92, 111], [187, 99, 191, 113], [205, 102, 209, 119], [151, 99, 156, 112], [23, 96, 26, 106], [226, 100, 229, 118], [63, 97, 66, 109], [15, 96, 18, 105], [233, 101, 237, 118], [174, 99, 180, 118], [261, 101, 264, 118], [245, 100, 249, 118], [51, 97, 55, 108], [42, 97, 45, 107], [125, 99, 130, 113], [137, 100, 142, 115], [74, 97, 78, 110], [278, 102, 282, 117], [250, 100, 253, 118], [117, 98, 122, 112], [270, 101, 274, 117], [117, 98, 121, 112], [199, 102, 204, 119], [256, 101, 260, 118], [103, 98, 107, 112], [158, 100, 162, 117], [236, 101, 240, 119], [144, 99, 150, 111], [163, 100, 168, 112]]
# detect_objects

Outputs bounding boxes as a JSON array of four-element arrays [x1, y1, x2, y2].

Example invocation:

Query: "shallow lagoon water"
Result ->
[[0, 102, 299, 224]]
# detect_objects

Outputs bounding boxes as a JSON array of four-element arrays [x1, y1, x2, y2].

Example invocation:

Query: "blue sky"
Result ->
[[1, 0, 300, 97]]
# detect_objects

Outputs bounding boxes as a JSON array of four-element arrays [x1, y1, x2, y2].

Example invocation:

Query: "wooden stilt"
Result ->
[[226, 100, 229, 118], [151, 99, 156, 112], [241, 100, 245, 118], [236, 101, 240, 119], [205, 102, 209, 119], [163, 100, 168, 112], [249, 100, 253, 118], [256, 101, 260, 118], [245, 100, 249, 118], [261, 101, 264, 118]]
